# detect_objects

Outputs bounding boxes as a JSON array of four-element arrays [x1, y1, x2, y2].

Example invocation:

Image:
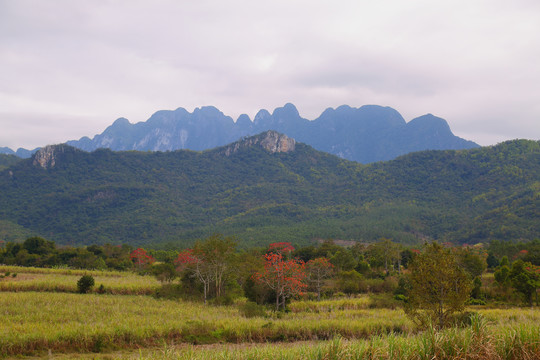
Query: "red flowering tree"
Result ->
[[253, 242, 307, 311], [175, 249, 198, 273], [306, 257, 334, 300], [130, 248, 155, 270]]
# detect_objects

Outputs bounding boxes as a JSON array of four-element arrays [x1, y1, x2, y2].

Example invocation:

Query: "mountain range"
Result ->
[[1, 104, 478, 163], [0, 131, 537, 248]]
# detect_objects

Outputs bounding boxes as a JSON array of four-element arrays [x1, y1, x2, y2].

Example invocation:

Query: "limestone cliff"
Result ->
[[32, 144, 71, 169], [223, 131, 295, 156]]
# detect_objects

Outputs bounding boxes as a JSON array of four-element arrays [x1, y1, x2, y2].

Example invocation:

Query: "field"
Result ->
[[1, 266, 539, 359], [0, 265, 160, 295]]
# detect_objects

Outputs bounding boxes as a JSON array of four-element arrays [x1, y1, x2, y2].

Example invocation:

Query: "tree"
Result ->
[[23, 236, 55, 255], [130, 248, 155, 270], [174, 234, 237, 304], [494, 265, 511, 290], [366, 238, 401, 273], [152, 263, 177, 283], [329, 250, 356, 272], [509, 260, 539, 306], [458, 250, 487, 279], [253, 242, 307, 311], [336, 270, 363, 295], [305, 257, 334, 300], [77, 275, 95, 294], [404, 242, 472, 329], [192, 234, 237, 300]]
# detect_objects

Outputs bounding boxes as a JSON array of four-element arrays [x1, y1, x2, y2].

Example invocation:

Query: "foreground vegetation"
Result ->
[[134, 321, 540, 360], [1, 291, 539, 358], [0, 265, 159, 295], [1, 237, 538, 358]]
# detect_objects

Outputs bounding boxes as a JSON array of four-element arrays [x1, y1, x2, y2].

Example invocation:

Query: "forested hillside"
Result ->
[[0, 154, 21, 171], [0, 132, 537, 248]]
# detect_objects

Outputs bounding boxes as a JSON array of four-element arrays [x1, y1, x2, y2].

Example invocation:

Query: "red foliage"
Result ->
[[268, 242, 295, 255], [253, 249, 307, 310], [130, 248, 155, 268], [174, 249, 199, 272]]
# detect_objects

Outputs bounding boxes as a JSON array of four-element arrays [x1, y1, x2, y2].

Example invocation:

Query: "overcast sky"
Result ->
[[1, 0, 539, 149]]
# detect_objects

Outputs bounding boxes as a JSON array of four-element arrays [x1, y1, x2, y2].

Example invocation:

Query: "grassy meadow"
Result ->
[[1, 265, 539, 359], [0, 265, 160, 295]]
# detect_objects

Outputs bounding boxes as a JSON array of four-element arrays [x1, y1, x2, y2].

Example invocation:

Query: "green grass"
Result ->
[[0, 292, 413, 356], [1, 291, 539, 358], [132, 322, 540, 360], [24, 319, 540, 359], [0, 265, 160, 295]]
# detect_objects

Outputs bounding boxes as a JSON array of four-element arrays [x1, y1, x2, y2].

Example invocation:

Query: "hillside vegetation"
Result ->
[[0, 133, 538, 247]]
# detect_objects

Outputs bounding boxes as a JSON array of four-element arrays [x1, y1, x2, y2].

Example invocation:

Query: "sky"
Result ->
[[1, 0, 539, 150]]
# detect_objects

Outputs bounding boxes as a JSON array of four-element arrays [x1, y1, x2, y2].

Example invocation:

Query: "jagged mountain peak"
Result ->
[[254, 109, 272, 124], [272, 103, 301, 119], [112, 117, 130, 126], [4, 103, 480, 163]]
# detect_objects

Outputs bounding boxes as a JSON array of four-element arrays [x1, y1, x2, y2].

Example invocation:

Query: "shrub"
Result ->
[[369, 294, 399, 309], [467, 298, 486, 306], [239, 301, 268, 318], [77, 275, 95, 294], [154, 284, 185, 300]]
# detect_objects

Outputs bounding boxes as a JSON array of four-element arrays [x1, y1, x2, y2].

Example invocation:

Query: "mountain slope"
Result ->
[[60, 103, 478, 163], [0, 133, 536, 248]]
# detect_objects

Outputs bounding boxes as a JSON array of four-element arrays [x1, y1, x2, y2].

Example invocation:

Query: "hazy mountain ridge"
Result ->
[[1, 104, 478, 163], [0, 132, 537, 247], [67, 103, 478, 163]]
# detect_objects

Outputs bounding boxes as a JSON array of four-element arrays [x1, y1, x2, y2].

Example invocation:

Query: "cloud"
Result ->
[[0, 0, 539, 148]]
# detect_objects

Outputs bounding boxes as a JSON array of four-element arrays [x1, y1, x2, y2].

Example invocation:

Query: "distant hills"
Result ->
[[1, 104, 478, 163], [0, 131, 537, 248]]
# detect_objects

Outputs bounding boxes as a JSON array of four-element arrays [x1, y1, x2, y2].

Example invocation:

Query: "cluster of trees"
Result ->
[[139, 236, 538, 312], [0, 237, 135, 270], [1, 236, 538, 311]]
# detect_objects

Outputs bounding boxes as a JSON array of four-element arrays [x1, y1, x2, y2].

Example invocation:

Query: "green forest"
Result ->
[[0, 135, 538, 248]]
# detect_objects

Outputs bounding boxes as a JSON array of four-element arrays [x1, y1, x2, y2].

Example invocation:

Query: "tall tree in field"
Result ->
[[175, 248, 213, 304], [306, 257, 334, 300], [405, 242, 472, 329], [174, 234, 236, 304], [253, 242, 307, 311], [192, 234, 236, 299]]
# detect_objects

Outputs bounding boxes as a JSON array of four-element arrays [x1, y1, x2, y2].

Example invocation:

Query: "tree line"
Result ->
[[1, 235, 539, 313]]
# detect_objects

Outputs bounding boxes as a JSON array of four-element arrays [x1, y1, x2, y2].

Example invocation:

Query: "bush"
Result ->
[[77, 275, 95, 294], [154, 284, 185, 300], [369, 294, 400, 309], [239, 301, 268, 318], [467, 298, 487, 306]]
